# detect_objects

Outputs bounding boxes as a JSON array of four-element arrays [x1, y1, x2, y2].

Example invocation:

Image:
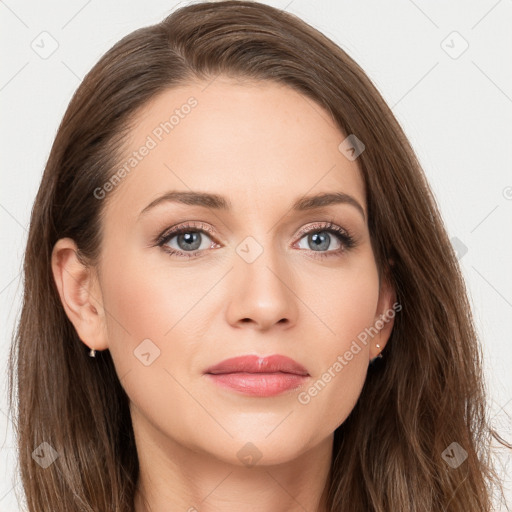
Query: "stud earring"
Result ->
[[89, 348, 96, 357], [369, 343, 383, 365]]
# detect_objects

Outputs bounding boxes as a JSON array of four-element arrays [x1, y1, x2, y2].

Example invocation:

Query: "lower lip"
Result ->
[[206, 372, 309, 397]]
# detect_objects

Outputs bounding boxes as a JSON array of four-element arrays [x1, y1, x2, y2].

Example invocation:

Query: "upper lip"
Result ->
[[205, 354, 309, 376]]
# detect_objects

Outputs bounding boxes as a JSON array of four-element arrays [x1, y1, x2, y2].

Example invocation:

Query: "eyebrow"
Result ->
[[138, 190, 366, 221]]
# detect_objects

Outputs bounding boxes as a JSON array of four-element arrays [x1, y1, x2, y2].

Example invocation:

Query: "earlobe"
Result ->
[[371, 272, 397, 360], [51, 238, 108, 353]]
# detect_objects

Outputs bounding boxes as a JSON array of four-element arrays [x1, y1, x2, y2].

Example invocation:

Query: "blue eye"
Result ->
[[301, 224, 354, 257], [162, 229, 213, 252], [156, 221, 216, 259], [294, 222, 356, 259], [156, 220, 356, 260]]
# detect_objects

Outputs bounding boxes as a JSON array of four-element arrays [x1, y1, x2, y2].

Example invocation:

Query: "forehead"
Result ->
[[104, 77, 366, 223]]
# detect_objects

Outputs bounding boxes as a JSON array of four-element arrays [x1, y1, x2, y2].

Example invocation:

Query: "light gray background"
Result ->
[[1, 0, 511, 510]]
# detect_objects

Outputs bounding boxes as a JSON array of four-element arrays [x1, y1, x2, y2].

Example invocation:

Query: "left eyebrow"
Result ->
[[292, 192, 365, 221], [138, 190, 366, 221]]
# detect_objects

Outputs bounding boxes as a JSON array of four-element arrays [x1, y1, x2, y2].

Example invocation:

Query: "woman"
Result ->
[[8, 1, 511, 510]]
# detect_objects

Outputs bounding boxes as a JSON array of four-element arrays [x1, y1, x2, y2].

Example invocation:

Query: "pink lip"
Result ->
[[204, 355, 310, 397]]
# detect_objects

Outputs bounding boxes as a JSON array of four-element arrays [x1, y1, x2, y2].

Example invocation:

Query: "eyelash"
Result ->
[[154, 220, 356, 260]]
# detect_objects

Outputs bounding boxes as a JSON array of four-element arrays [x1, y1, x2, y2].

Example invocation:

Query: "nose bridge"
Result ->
[[235, 228, 287, 281], [226, 230, 297, 328]]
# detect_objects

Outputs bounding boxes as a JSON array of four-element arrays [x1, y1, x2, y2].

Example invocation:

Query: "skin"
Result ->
[[52, 76, 395, 512]]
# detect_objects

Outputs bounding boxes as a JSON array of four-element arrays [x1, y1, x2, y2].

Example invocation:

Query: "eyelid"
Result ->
[[153, 221, 215, 246], [155, 219, 350, 242], [154, 219, 357, 258], [294, 220, 351, 239]]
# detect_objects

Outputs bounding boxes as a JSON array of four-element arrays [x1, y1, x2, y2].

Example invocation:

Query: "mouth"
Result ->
[[204, 354, 310, 397]]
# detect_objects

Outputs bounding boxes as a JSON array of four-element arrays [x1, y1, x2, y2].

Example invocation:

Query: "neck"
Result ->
[[132, 412, 333, 512]]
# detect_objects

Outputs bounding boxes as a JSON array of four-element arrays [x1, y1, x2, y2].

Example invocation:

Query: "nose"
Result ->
[[225, 239, 299, 332]]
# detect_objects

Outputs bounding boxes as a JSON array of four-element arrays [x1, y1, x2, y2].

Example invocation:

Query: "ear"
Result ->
[[51, 237, 109, 353], [370, 262, 398, 360]]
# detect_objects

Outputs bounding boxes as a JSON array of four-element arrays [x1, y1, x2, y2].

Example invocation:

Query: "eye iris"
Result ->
[[309, 232, 330, 251], [178, 232, 201, 251]]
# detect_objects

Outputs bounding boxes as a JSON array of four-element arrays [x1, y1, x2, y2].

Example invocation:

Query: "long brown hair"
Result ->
[[8, 1, 511, 510]]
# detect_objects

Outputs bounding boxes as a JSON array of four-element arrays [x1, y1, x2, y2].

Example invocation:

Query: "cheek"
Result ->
[[296, 256, 379, 430], [98, 244, 181, 374], [104, 265, 169, 339], [99, 252, 208, 447], [311, 253, 380, 351], [100, 242, 199, 341], [98, 244, 215, 392]]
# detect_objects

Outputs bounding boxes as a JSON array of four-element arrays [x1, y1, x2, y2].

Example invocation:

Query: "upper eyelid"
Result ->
[[157, 220, 351, 246]]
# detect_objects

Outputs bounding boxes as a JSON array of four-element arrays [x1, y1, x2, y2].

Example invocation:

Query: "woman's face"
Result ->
[[70, 77, 395, 465]]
